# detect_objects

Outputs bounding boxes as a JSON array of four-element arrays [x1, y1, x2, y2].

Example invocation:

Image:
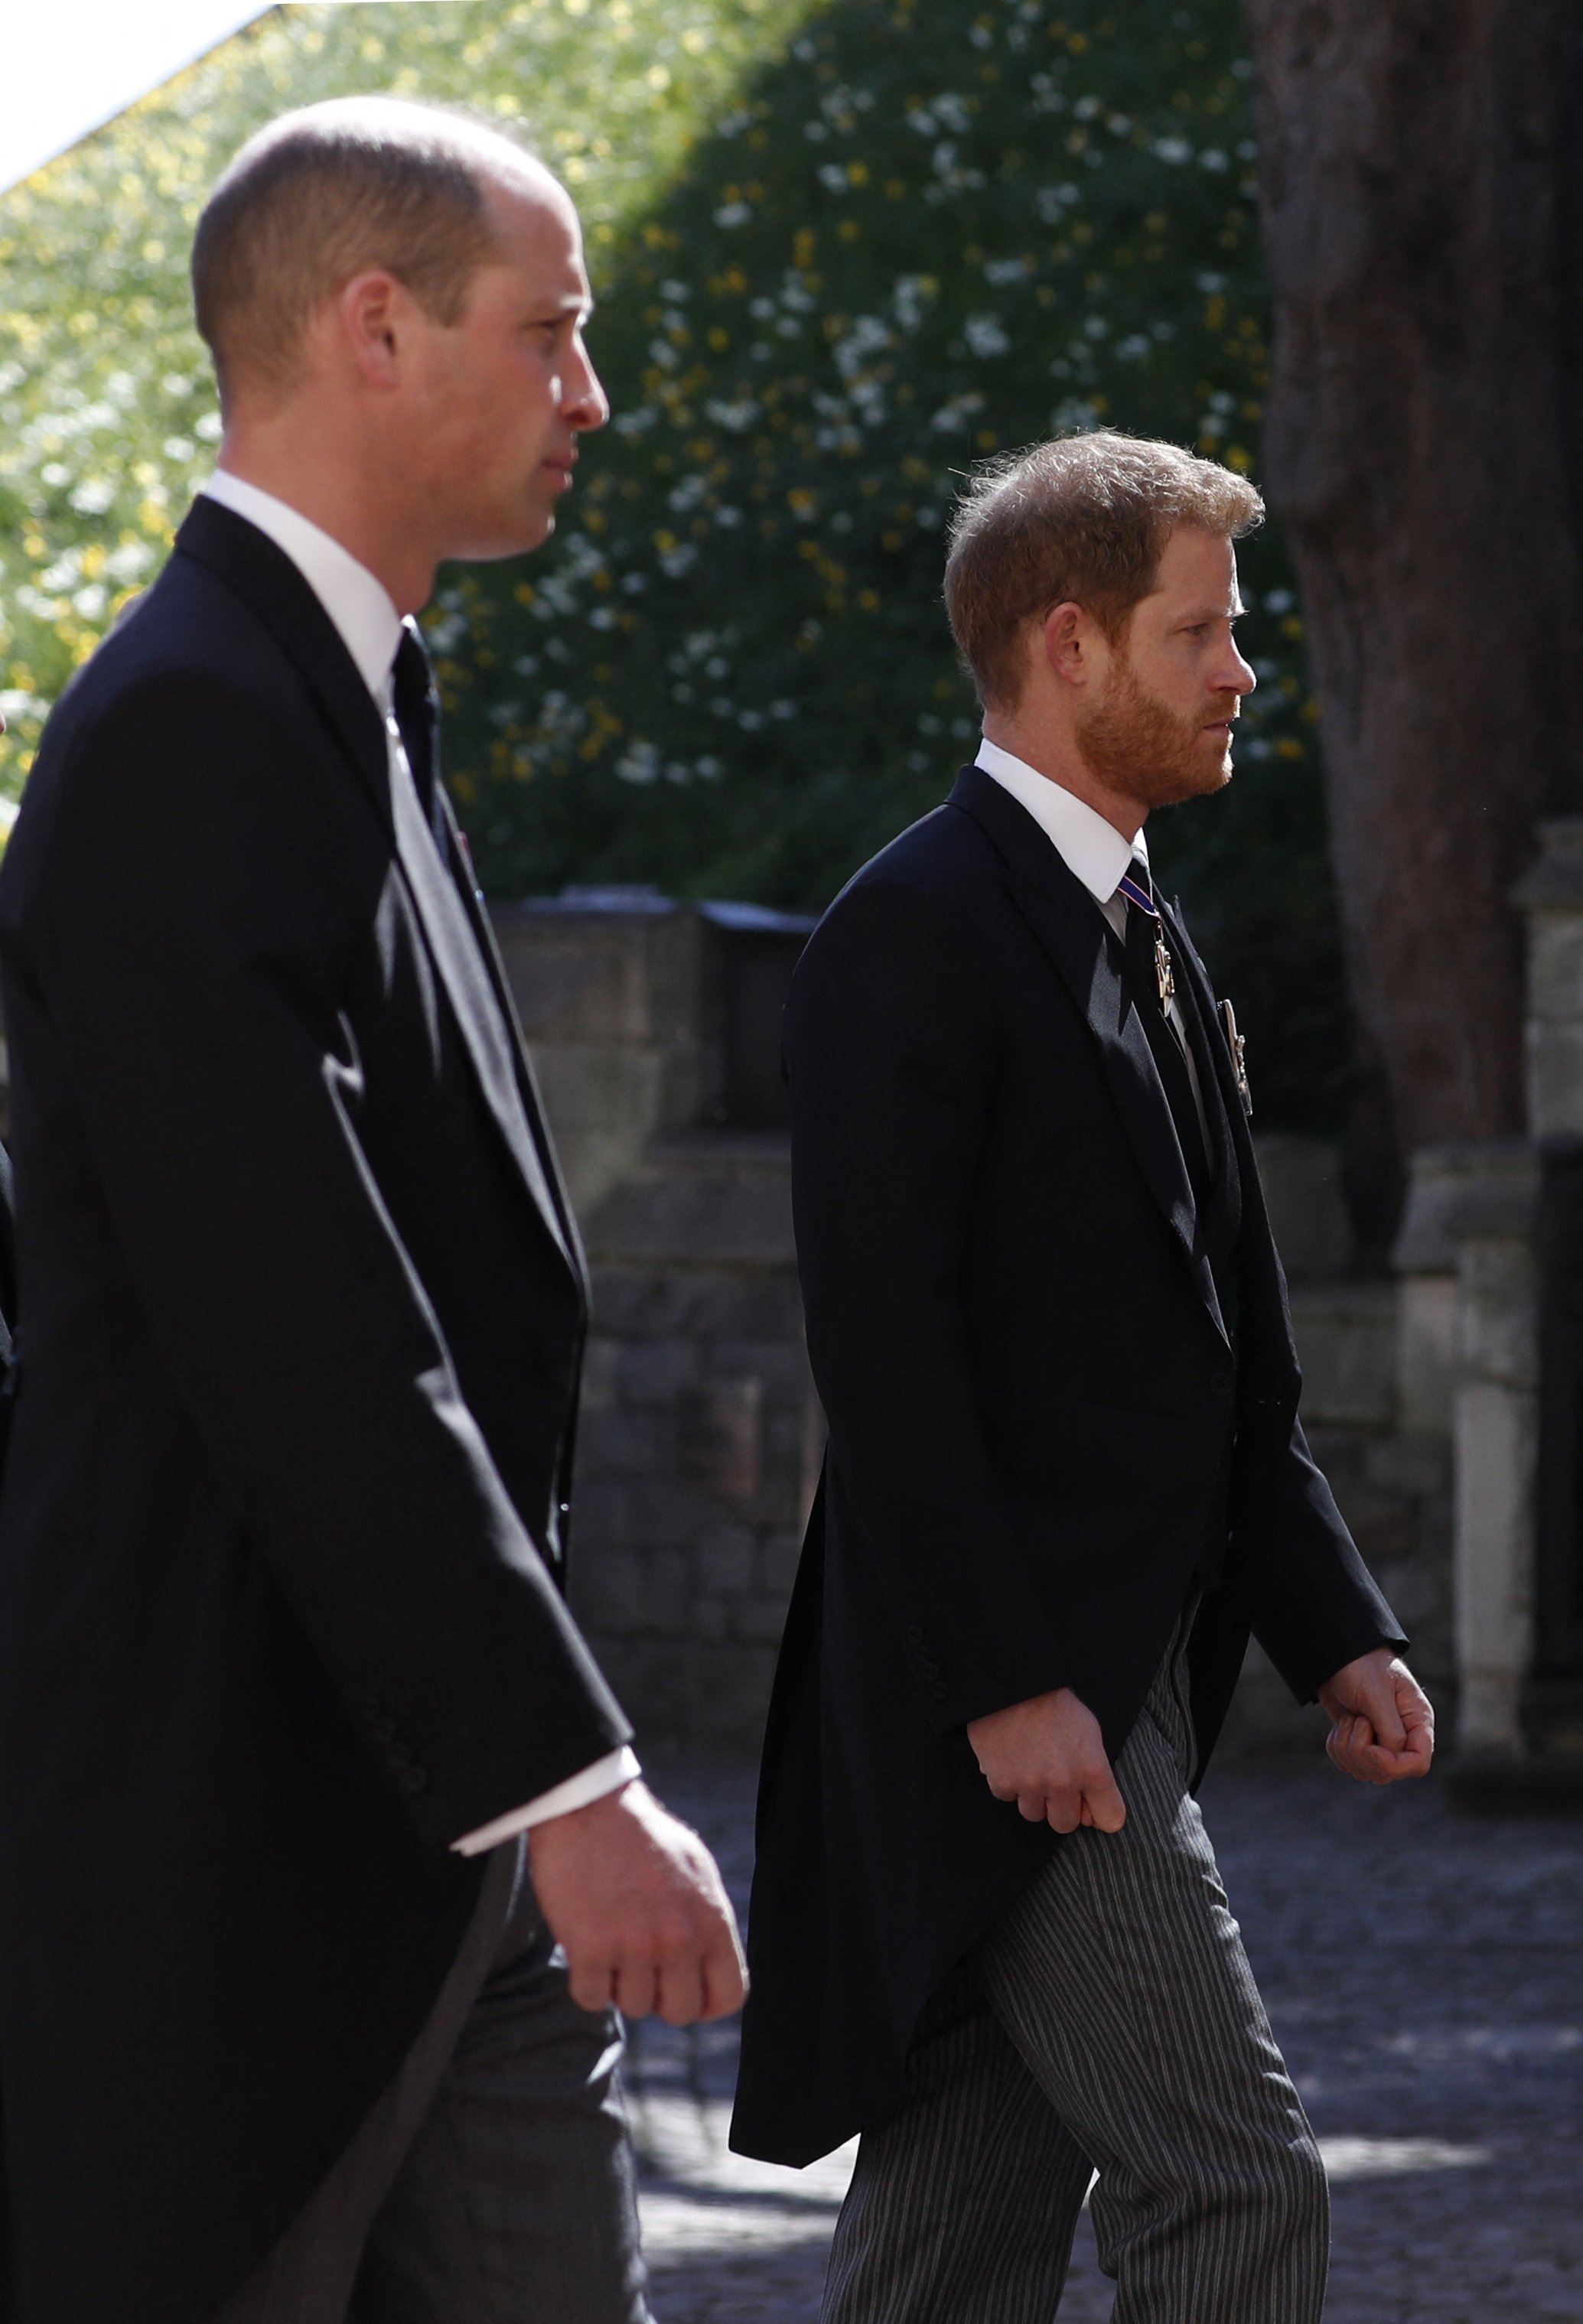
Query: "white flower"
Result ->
[[705, 397, 761, 433], [615, 739, 661, 785], [964, 314, 1010, 358]]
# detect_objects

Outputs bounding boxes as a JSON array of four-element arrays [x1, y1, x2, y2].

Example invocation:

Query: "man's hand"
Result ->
[[528, 1779, 747, 2025], [1318, 1649, 1435, 1785], [966, 1686, 1125, 1834]]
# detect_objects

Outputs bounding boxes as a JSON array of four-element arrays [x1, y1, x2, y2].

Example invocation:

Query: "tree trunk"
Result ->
[[1243, 0, 1583, 1154]]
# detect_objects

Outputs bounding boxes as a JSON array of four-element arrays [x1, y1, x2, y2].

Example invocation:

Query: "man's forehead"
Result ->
[[1149, 526, 1241, 604], [483, 168, 585, 267]]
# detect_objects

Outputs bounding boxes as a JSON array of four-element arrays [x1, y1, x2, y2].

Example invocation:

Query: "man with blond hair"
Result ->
[[731, 431, 1434, 2320], [0, 99, 742, 2324]]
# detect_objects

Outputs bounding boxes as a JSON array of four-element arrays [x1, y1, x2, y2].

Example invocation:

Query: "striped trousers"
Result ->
[[821, 1619, 1328, 2322]]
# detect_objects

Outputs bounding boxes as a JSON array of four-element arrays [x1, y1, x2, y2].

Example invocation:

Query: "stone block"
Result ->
[[588, 1266, 691, 1337], [690, 1595, 731, 1643], [637, 1547, 692, 1633], [1458, 1236, 1539, 1388], [1453, 1377, 1536, 1754], [695, 1523, 756, 1595], [1525, 1017, 1583, 1141], [619, 1338, 699, 1406], [1252, 1134, 1351, 1281], [584, 1162, 796, 1271], [1396, 1272, 1457, 1436], [709, 1339, 811, 1401], [576, 1406, 671, 1479], [1394, 1141, 1531, 1272], [677, 1378, 763, 1502], [1362, 1430, 1452, 1501], [1523, 905, 1583, 1024], [625, 1478, 705, 1548], [1291, 1283, 1397, 1427], [492, 897, 705, 1047]]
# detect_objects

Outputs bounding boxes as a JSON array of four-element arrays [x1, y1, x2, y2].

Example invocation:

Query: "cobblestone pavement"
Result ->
[[624, 1750, 1583, 2322]]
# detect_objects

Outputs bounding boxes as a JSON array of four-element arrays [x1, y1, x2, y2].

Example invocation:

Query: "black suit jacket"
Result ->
[[729, 764, 1402, 2168], [0, 499, 630, 2324]]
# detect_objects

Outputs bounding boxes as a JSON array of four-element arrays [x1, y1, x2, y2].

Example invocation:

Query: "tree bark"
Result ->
[[1244, 0, 1583, 1152]]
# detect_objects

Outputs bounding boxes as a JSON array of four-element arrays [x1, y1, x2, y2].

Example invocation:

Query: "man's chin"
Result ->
[[1142, 757, 1233, 810], [445, 513, 556, 565]]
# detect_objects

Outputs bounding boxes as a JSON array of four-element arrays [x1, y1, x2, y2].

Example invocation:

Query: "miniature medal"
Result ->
[[1221, 998, 1253, 1117], [1153, 929, 1176, 1011]]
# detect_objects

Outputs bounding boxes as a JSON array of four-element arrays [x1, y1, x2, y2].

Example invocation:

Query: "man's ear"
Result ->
[[334, 269, 409, 389], [1042, 599, 1096, 691]]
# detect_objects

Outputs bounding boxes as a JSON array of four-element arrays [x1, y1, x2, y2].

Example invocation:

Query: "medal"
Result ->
[[1153, 930, 1175, 1011], [1117, 862, 1176, 1016], [1221, 998, 1253, 1117]]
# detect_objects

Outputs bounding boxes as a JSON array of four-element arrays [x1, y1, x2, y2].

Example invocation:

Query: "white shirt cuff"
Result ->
[[450, 1746, 641, 1857]]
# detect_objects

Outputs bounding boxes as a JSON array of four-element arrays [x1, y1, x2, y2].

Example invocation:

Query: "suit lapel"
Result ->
[[434, 785, 590, 1293], [1167, 908, 1299, 1381], [1160, 900, 1243, 1255], [947, 765, 1229, 1343], [384, 725, 578, 1281], [173, 501, 580, 1284]]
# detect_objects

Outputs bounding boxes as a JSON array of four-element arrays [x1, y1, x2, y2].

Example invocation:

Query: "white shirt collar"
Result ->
[[973, 734, 1147, 903], [200, 469, 403, 709]]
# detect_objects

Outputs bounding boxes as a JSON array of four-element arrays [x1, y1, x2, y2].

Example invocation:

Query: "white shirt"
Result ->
[[973, 735, 1211, 1145], [200, 472, 640, 1851]]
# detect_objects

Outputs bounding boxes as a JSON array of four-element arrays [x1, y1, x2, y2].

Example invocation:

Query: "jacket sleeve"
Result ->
[[786, 874, 1070, 1730], [1245, 1417, 1409, 1702], [14, 671, 629, 1847]]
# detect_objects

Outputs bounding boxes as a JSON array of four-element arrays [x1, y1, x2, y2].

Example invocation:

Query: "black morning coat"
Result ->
[[0, 499, 631, 2324], [729, 763, 1405, 2169]]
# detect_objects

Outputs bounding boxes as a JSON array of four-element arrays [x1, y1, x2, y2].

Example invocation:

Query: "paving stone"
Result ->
[[627, 1753, 1583, 2321]]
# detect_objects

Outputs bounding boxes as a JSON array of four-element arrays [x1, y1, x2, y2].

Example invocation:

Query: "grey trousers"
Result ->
[[216, 1838, 652, 2324], [822, 1620, 1329, 2323]]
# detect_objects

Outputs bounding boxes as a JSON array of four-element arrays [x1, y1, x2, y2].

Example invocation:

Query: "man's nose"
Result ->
[[1223, 641, 1257, 698], [562, 341, 609, 433]]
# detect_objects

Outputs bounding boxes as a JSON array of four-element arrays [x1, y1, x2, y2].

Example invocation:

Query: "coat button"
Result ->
[[1210, 1366, 1235, 1398], [398, 1766, 430, 1798], [930, 1680, 950, 1704], [904, 1624, 925, 1646]]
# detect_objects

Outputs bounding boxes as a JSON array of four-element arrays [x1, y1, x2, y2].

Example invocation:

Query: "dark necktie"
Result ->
[[390, 625, 450, 855], [1117, 865, 1213, 1206]]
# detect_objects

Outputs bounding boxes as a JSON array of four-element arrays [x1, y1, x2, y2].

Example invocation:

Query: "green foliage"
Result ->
[[0, 0, 804, 777], [0, 0, 1352, 1131]]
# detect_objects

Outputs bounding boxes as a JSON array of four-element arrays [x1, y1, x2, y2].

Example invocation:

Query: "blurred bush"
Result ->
[[0, 0, 1351, 1131]]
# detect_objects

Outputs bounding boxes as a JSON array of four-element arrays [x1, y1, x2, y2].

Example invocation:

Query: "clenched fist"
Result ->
[[529, 1779, 748, 2024]]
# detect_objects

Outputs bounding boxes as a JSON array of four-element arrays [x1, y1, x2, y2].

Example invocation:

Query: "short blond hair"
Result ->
[[192, 97, 539, 405], [944, 431, 1265, 709]]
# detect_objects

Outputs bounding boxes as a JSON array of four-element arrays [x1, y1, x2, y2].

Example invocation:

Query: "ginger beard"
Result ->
[[1075, 643, 1239, 810]]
